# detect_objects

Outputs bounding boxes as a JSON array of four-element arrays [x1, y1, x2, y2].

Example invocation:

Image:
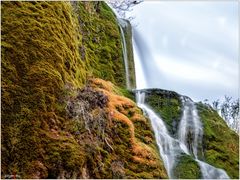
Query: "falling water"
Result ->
[[178, 96, 203, 158], [118, 19, 130, 89], [197, 160, 230, 179], [133, 29, 164, 89], [136, 91, 189, 178], [133, 27, 230, 178], [133, 36, 147, 89], [178, 97, 230, 179]]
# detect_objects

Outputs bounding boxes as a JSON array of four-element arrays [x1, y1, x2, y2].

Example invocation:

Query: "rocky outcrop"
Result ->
[[135, 89, 239, 179], [1, 1, 165, 178], [197, 103, 239, 179]]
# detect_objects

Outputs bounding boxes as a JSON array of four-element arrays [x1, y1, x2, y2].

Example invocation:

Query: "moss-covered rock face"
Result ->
[[197, 103, 239, 179], [2, 76, 168, 178], [136, 89, 182, 135], [136, 89, 239, 178], [72, 1, 128, 87], [1, 2, 85, 178], [1, 1, 163, 178], [173, 154, 201, 179], [85, 78, 167, 178]]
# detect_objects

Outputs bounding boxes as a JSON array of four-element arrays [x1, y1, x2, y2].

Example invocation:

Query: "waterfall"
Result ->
[[178, 97, 230, 179], [132, 36, 147, 89], [197, 160, 230, 179], [118, 19, 130, 89], [133, 29, 162, 89], [136, 91, 189, 178], [132, 27, 230, 178], [178, 96, 203, 158]]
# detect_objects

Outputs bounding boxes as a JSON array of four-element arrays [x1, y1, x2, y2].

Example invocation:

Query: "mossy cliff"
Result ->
[[172, 154, 201, 179], [118, 18, 136, 89], [197, 103, 239, 179], [1, 1, 164, 178], [139, 89, 182, 135], [78, 78, 167, 178], [2, 1, 238, 179], [137, 89, 201, 179], [138, 89, 239, 179], [71, 1, 129, 87]]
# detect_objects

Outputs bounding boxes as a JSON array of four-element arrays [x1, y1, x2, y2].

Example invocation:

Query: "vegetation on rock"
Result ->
[[2, 1, 85, 178], [72, 1, 128, 87], [197, 103, 239, 179], [136, 89, 239, 179], [1, 1, 165, 178], [138, 89, 182, 135], [172, 154, 201, 179], [1, 1, 238, 179], [83, 78, 167, 178]]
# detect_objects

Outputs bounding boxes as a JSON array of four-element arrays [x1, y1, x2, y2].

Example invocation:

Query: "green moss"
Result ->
[[1, 1, 162, 178], [74, 1, 126, 87], [1, 1, 122, 178], [117, 88, 135, 101], [138, 89, 182, 134], [1, 1, 87, 87], [85, 78, 168, 178], [1, 0, 131, 176], [197, 103, 239, 179], [173, 154, 201, 179]]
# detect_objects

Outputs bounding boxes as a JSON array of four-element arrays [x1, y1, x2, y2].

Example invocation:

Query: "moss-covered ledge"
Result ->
[[134, 89, 182, 135], [197, 103, 239, 179]]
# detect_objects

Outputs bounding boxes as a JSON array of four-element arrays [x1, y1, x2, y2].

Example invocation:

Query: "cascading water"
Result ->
[[178, 97, 230, 179], [118, 19, 130, 89], [178, 96, 203, 158], [197, 160, 230, 179], [132, 27, 230, 178], [136, 91, 189, 178], [132, 30, 147, 89]]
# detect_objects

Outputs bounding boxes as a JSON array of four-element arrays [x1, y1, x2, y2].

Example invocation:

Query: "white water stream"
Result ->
[[136, 91, 189, 178], [118, 19, 130, 89], [132, 27, 229, 179], [136, 91, 229, 179], [178, 96, 229, 179]]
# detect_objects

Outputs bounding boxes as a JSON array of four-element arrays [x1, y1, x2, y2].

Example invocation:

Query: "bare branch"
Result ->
[[108, 0, 143, 19]]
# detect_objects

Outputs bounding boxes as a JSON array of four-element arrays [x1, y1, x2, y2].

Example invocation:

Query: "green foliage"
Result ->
[[117, 88, 135, 101], [173, 154, 201, 179], [1, 1, 129, 178], [197, 103, 239, 179], [86, 78, 168, 178], [74, 1, 126, 87], [136, 89, 238, 179], [142, 89, 182, 134]]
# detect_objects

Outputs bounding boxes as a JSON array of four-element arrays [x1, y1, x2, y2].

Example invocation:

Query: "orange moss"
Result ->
[[88, 78, 167, 178], [132, 156, 157, 166], [131, 113, 146, 122]]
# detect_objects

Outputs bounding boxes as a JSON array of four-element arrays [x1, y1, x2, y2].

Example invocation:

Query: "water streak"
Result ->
[[136, 91, 189, 178], [178, 96, 203, 158], [197, 160, 230, 179], [132, 22, 229, 179], [118, 19, 130, 89], [132, 32, 147, 89], [178, 97, 229, 179]]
